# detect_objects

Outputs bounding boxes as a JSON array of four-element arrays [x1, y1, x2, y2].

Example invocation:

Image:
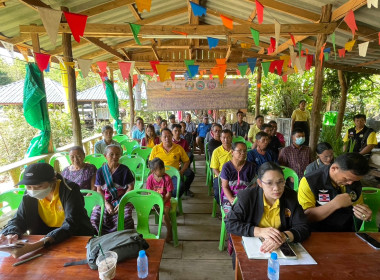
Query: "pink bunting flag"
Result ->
[[63, 12, 88, 43], [236, 69, 240, 75], [150, 60, 160, 74], [118, 62, 132, 81], [34, 52, 51, 72], [255, 0, 264, 24], [267, 46, 274, 54], [97, 61, 108, 75], [344, 10, 358, 36], [338, 48, 346, 58]]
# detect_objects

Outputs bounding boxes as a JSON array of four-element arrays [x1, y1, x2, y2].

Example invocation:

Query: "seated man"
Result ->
[[269, 120, 285, 147], [278, 128, 311, 180], [132, 117, 145, 143], [298, 153, 372, 232], [94, 125, 121, 154], [196, 115, 212, 155], [185, 112, 197, 150], [262, 123, 282, 159], [248, 115, 264, 143], [247, 132, 277, 170], [160, 119, 168, 132], [153, 115, 162, 136], [343, 114, 377, 156], [210, 129, 233, 204], [172, 124, 193, 165], [232, 111, 250, 139], [168, 114, 176, 130], [149, 128, 195, 198], [180, 121, 193, 148], [219, 115, 231, 130], [305, 142, 334, 175], [207, 124, 222, 160]]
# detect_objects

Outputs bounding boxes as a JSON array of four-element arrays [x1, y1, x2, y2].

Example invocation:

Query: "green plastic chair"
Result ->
[[245, 140, 253, 150], [117, 189, 164, 239], [80, 190, 104, 236], [281, 166, 299, 192], [0, 189, 25, 216], [113, 134, 129, 143], [84, 154, 107, 169], [232, 136, 245, 143], [165, 165, 183, 216], [119, 155, 146, 189], [131, 147, 152, 162], [49, 152, 71, 172], [205, 142, 213, 196], [359, 187, 380, 232], [120, 140, 139, 155]]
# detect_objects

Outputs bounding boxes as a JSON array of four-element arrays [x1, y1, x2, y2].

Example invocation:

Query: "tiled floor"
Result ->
[[159, 155, 234, 280]]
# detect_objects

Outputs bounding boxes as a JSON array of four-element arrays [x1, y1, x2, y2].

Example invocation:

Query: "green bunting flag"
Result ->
[[129, 23, 141, 45], [250, 28, 260, 46], [298, 42, 302, 53], [184, 59, 194, 73], [324, 52, 329, 61], [237, 63, 248, 77], [331, 32, 336, 60], [261, 61, 271, 78]]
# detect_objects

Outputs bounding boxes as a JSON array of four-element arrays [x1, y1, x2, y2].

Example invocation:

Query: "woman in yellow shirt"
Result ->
[[291, 100, 311, 146], [141, 124, 160, 148]]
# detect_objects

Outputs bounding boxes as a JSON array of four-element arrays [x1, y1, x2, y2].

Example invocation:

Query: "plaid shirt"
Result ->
[[278, 144, 311, 179]]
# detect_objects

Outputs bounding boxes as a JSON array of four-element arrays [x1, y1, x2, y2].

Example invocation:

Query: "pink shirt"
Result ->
[[146, 173, 174, 207], [276, 132, 285, 146]]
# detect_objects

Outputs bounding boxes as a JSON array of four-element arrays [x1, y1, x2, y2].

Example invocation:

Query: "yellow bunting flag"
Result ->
[[241, 43, 251, 49], [135, 0, 152, 13], [64, 62, 75, 68], [156, 64, 169, 82], [17, 45, 29, 61], [280, 55, 290, 72], [345, 40, 356, 52]]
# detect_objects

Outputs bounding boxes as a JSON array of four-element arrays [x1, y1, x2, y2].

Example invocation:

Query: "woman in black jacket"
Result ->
[[0, 163, 95, 258], [226, 162, 310, 254]]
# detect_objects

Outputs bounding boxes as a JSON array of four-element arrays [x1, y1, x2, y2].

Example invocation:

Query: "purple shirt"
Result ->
[[62, 163, 97, 190]]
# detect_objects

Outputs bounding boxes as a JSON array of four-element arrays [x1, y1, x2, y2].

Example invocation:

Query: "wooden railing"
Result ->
[[0, 134, 103, 186]]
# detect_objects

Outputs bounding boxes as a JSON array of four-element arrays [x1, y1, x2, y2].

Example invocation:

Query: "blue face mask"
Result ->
[[295, 137, 305, 145]]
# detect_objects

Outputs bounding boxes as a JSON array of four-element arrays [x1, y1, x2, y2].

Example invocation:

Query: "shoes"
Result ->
[[185, 190, 195, 197]]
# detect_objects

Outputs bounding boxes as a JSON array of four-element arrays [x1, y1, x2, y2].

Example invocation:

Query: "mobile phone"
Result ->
[[356, 233, 380, 250], [279, 242, 297, 259]]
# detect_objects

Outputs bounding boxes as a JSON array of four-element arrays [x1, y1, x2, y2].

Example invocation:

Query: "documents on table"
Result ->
[[241, 236, 317, 265]]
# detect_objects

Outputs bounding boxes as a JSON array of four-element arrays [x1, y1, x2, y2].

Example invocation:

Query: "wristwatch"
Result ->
[[283, 232, 290, 243]]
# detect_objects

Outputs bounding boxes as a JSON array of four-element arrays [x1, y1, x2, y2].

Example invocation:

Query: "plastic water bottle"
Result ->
[[137, 250, 148, 278], [267, 252, 279, 280]]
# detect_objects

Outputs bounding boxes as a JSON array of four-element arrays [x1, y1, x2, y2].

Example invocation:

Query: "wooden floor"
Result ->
[[158, 154, 234, 280]]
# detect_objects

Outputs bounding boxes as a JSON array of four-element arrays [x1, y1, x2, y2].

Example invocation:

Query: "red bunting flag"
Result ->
[[171, 72, 176, 82], [97, 61, 108, 74], [338, 48, 346, 58], [220, 15, 233, 30], [282, 75, 287, 82], [150, 60, 160, 74], [133, 74, 138, 87], [236, 69, 240, 75], [118, 62, 132, 81], [343, 10, 358, 36], [34, 52, 51, 72], [255, 0, 264, 24], [269, 60, 284, 76], [270, 37, 276, 51], [63, 12, 88, 43], [305, 55, 313, 71], [289, 33, 296, 46], [267, 46, 274, 54]]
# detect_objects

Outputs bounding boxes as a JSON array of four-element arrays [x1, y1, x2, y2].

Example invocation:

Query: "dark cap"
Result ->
[[169, 114, 175, 119], [17, 163, 56, 185]]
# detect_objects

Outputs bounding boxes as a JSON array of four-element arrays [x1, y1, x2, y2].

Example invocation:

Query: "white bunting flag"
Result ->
[[37, 7, 62, 47], [274, 19, 281, 51], [299, 56, 307, 71], [358, 41, 370, 57], [129, 61, 135, 78], [1, 40, 14, 58], [367, 0, 378, 8], [56, 56, 65, 69], [77, 58, 92, 78], [117, 71, 123, 83]]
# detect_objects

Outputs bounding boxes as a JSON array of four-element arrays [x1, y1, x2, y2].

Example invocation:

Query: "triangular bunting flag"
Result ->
[[250, 28, 260, 46], [367, 0, 378, 8], [216, 58, 226, 65], [37, 7, 62, 46], [280, 55, 290, 72], [358, 41, 369, 57], [97, 61, 108, 75], [261, 61, 271, 77], [190, 2, 206, 17], [165, 71, 171, 81], [270, 37, 276, 51], [1, 41, 14, 58], [269, 60, 284, 76], [220, 15, 233, 30], [331, 32, 337, 59], [77, 58, 92, 78], [338, 48, 346, 58], [171, 72, 176, 82], [184, 59, 194, 73], [210, 67, 219, 76], [133, 74, 138, 87], [305, 55, 313, 70], [63, 12, 88, 43], [135, 0, 152, 13], [118, 61, 133, 81], [237, 63, 248, 77], [217, 64, 226, 84], [156, 64, 169, 82], [267, 46, 274, 54], [56, 56, 65, 69], [324, 52, 329, 61], [274, 19, 280, 51], [172, 30, 189, 36], [282, 75, 288, 82], [129, 23, 142, 45], [207, 37, 219, 49], [188, 65, 199, 78], [345, 40, 356, 51], [344, 10, 358, 36], [289, 33, 296, 46], [255, 0, 264, 24], [319, 43, 326, 68], [241, 43, 251, 49], [247, 58, 257, 73], [150, 60, 160, 74], [17, 45, 29, 61], [298, 42, 302, 53], [34, 52, 51, 72]]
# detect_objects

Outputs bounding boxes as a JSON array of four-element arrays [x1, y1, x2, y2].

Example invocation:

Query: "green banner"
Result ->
[[104, 80, 123, 134]]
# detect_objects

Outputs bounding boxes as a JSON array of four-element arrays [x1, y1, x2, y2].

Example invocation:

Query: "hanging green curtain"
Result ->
[[23, 63, 51, 157], [104, 79, 123, 134]]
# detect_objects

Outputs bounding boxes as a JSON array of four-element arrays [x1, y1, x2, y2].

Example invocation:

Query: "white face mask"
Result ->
[[28, 186, 52, 200]]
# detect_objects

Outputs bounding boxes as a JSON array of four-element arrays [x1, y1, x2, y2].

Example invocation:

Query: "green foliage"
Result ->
[[319, 125, 344, 157]]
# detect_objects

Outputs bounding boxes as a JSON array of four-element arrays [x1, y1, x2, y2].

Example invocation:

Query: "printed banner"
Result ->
[[146, 79, 248, 110]]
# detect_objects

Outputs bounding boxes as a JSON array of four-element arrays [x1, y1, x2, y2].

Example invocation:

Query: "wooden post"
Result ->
[[309, 4, 332, 155], [92, 101, 96, 126], [128, 75, 135, 135], [62, 7, 82, 146], [255, 60, 262, 117], [336, 70, 348, 138]]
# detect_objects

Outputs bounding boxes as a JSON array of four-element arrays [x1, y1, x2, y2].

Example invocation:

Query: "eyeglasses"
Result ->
[[260, 180, 285, 188]]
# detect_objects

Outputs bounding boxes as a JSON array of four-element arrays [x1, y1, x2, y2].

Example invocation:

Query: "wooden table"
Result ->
[[232, 232, 380, 280], [0, 235, 164, 280]]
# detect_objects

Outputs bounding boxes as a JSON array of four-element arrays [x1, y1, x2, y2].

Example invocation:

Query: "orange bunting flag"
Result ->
[[319, 43, 326, 68], [338, 48, 346, 58], [156, 64, 169, 82], [255, 0, 264, 24], [135, 0, 152, 13], [63, 12, 88, 43], [34, 52, 51, 72], [17, 45, 29, 61], [257, 83, 261, 88], [216, 58, 226, 65], [344, 10, 358, 36], [345, 40, 356, 52], [172, 30, 189, 36], [220, 15, 233, 30]]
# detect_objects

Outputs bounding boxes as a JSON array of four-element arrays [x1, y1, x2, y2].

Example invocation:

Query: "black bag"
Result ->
[[64, 229, 149, 270]]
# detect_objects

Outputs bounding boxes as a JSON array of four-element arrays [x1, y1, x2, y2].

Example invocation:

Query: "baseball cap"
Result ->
[[17, 163, 56, 185]]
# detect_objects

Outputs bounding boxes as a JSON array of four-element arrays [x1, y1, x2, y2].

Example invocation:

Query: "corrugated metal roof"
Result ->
[[77, 83, 128, 101]]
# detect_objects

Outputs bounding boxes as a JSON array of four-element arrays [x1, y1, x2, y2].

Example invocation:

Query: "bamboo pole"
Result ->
[[336, 70, 348, 138]]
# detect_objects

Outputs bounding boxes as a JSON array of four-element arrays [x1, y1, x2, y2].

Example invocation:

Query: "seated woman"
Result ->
[[220, 142, 256, 214], [304, 142, 334, 174], [62, 146, 97, 191], [141, 124, 160, 148], [90, 145, 135, 235], [0, 163, 94, 258], [225, 162, 310, 256]]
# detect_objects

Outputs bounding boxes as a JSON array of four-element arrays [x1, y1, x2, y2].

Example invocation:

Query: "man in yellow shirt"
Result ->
[[149, 128, 194, 198], [298, 153, 372, 232], [291, 100, 311, 146], [247, 115, 264, 144], [343, 114, 377, 156], [210, 129, 233, 204]]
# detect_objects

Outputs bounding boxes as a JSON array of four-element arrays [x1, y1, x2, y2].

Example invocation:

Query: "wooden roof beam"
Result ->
[[17, 0, 50, 10], [188, 0, 199, 25], [325, 62, 380, 75], [84, 37, 126, 60], [128, 3, 142, 20], [356, 59, 380, 67], [80, 0, 135, 17], [120, 48, 131, 60], [151, 45, 160, 60]]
